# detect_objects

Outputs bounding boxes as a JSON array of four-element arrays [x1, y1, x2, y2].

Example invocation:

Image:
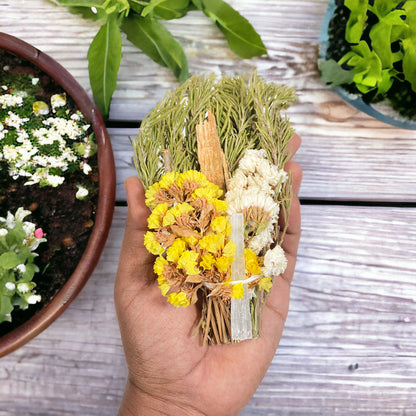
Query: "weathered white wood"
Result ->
[[2, 0, 416, 202], [109, 126, 416, 203], [1, 205, 416, 415]]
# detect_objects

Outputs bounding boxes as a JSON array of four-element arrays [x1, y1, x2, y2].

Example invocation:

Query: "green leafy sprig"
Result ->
[[50, 0, 267, 118], [133, 72, 296, 189], [320, 0, 416, 104], [0, 208, 46, 323]]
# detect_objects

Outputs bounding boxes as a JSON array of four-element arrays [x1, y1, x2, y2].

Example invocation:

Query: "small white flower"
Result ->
[[51, 93, 66, 109], [46, 174, 65, 187], [0, 228, 8, 237], [82, 162, 92, 175], [5, 282, 15, 291], [31, 77, 39, 85], [26, 294, 41, 305], [17, 282, 31, 293], [76, 185, 89, 200], [262, 245, 287, 277], [15, 264, 26, 274]]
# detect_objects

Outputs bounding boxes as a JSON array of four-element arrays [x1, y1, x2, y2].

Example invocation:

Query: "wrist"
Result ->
[[118, 378, 206, 416]]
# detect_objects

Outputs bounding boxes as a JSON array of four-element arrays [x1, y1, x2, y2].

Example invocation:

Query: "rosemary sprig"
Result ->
[[133, 72, 297, 188]]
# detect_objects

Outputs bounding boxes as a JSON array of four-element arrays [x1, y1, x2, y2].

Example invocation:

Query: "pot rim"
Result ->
[[0, 32, 116, 357]]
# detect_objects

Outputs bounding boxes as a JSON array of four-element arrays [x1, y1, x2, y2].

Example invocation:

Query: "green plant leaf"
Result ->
[[369, 9, 406, 68], [0, 252, 21, 269], [141, 0, 190, 19], [87, 13, 122, 117], [200, 0, 266, 58], [402, 1, 416, 92], [344, 0, 369, 43], [319, 59, 355, 86], [0, 295, 13, 323], [121, 14, 189, 82], [370, 0, 403, 19], [190, 0, 202, 10]]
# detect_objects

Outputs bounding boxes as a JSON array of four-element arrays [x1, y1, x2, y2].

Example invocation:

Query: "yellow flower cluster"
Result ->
[[144, 171, 237, 307], [144, 170, 273, 308]]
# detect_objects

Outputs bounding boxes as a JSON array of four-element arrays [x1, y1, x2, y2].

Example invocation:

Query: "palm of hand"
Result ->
[[115, 135, 302, 416]]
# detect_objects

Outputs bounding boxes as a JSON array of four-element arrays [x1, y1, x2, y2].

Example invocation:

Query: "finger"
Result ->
[[125, 176, 150, 232], [287, 133, 301, 160], [285, 160, 302, 197], [115, 177, 155, 294]]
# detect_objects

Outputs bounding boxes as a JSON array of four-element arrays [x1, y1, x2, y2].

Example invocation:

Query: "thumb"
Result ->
[[115, 177, 155, 292]]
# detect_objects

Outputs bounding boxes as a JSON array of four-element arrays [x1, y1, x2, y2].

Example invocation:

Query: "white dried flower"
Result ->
[[262, 245, 287, 277]]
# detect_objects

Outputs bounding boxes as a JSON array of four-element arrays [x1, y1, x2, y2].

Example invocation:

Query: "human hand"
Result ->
[[114, 134, 302, 416]]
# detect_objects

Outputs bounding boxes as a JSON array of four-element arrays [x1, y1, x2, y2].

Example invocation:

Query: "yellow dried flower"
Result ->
[[244, 248, 262, 275], [200, 253, 216, 270], [159, 171, 179, 189], [216, 255, 234, 273], [147, 202, 168, 229], [162, 202, 194, 227], [157, 276, 171, 296], [144, 231, 164, 255], [222, 240, 236, 258], [211, 199, 228, 213], [167, 291, 190, 307], [192, 183, 223, 201], [154, 256, 168, 276], [231, 282, 244, 299], [166, 238, 187, 263], [258, 277, 273, 292], [145, 182, 160, 208], [178, 170, 209, 188], [211, 216, 232, 236], [177, 250, 200, 275], [199, 233, 225, 254]]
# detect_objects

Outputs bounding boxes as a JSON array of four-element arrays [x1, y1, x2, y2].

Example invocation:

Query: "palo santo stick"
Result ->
[[196, 110, 230, 193]]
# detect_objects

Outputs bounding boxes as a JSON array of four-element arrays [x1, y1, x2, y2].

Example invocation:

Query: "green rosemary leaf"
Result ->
[[121, 14, 189, 83], [200, 0, 267, 58], [133, 72, 296, 187], [87, 13, 122, 118]]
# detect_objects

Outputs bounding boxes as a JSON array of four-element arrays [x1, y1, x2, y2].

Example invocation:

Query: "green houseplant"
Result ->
[[319, 0, 416, 128]]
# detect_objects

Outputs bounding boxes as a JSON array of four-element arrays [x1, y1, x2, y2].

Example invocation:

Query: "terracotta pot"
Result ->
[[0, 32, 116, 356]]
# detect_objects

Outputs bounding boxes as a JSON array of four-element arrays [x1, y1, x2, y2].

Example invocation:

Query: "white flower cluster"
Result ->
[[226, 149, 288, 277], [0, 87, 94, 188], [0, 208, 46, 318], [0, 207, 46, 251]]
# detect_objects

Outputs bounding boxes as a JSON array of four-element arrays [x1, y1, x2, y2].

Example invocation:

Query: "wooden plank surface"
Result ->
[[1, 205, 415, 415], [2, 0, 416, 415], [2, 0, 416, 202], [110, 126, 416, 203]]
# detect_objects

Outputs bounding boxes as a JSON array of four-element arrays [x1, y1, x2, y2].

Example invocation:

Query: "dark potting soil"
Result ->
[[0, 49, 99, 336], [325, 0, 416, 120]]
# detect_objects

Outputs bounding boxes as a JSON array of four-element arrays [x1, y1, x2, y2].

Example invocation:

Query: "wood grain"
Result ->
[[1, 1, 416, 415], [2, 0, 416, 202], [1, 206, 416, 415]]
